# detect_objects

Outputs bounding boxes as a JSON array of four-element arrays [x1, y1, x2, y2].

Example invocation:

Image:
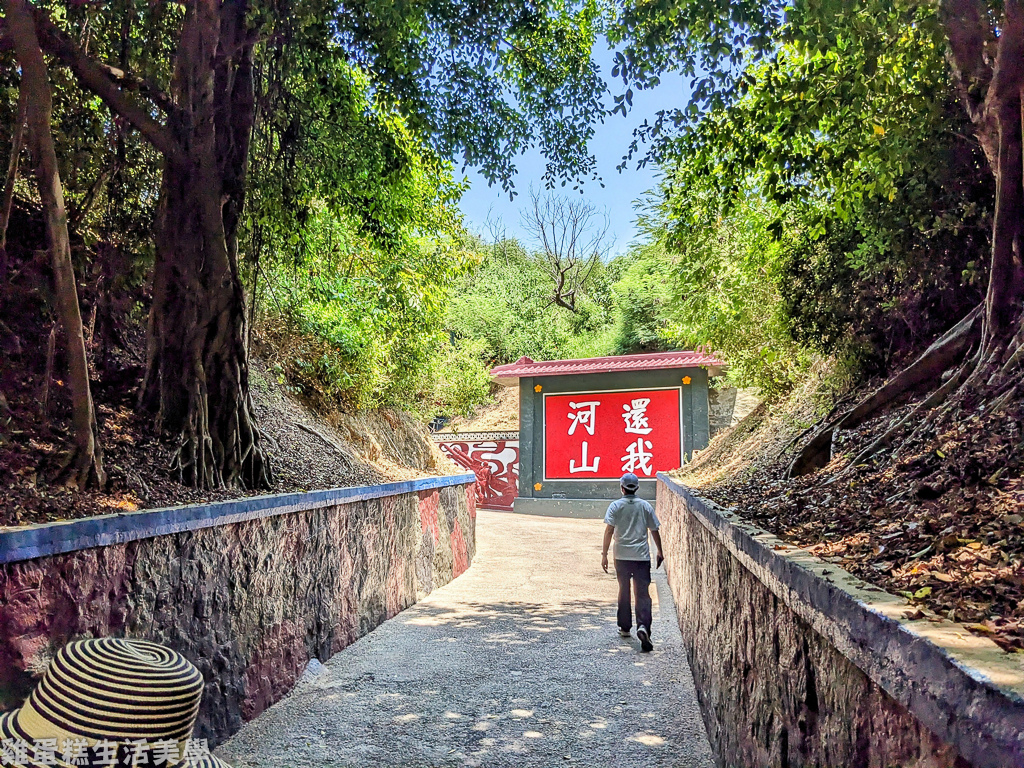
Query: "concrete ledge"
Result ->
[[0, 473, 476, 564], [657, 473, 1024, 768], [511, 497, 610, 518]]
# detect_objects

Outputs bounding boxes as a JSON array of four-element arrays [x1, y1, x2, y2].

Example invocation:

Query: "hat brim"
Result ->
[[0, 710, 75, 768], [0, 710, 233, 768], [187, 756, 234, 768]]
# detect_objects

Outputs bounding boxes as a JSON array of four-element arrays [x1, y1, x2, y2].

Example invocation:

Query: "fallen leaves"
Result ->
[[695, 381, 1024, 653]]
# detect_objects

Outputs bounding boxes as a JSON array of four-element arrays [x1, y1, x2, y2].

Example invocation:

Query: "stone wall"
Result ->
[[708, 386, 761, 437], [656, 474, 1023, 768], [0, 476, 476, 746]]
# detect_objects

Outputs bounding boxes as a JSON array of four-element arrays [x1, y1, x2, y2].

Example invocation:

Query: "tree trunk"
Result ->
[[965, 3, 1024, 390], [0, 85, 26, 254], [6, 0, 105, 489], [977, 95, 1024, 361], [140, 0, 271, 489]]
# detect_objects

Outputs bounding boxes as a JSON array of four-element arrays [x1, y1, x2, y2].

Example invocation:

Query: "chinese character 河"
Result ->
[[567, 401, 599, 436]]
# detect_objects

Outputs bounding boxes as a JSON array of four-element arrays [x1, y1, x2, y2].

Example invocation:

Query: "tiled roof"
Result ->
[[490, 351, 725, 385]]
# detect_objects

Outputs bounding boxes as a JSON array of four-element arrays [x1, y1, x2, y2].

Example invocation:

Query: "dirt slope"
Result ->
[[439, 385, 519, 432], [0, 355, 460, 528], [674, 372, 1024, 653]]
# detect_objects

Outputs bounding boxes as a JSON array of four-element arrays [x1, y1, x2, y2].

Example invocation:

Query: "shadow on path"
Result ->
[[218, 511, 713, 768]]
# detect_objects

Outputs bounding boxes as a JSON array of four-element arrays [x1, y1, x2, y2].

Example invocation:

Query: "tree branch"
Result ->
[[940, 0, 997, 165], [0, 84, 27, 250], [989, 0, 1024, 103], [29, 10, 185, 165], [95, 61, 176, 115], [941, 0, 990, 83]]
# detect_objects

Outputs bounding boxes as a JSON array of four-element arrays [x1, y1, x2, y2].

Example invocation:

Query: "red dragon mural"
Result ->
[[433, 432, 519, 511]]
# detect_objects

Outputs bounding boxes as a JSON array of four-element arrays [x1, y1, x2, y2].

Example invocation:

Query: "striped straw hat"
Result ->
[[0, 638, 231, 768]]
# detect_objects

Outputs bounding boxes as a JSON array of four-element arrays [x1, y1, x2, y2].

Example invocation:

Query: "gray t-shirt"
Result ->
[[604, 495, 660, 561]]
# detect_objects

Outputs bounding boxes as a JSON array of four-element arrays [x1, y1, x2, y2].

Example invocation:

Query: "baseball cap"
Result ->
[[620, 473, 640, 492]]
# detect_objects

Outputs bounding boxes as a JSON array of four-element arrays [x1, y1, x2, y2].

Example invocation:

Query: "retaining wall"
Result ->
[[656, 473, 1024, 768], [708, 386, 762, 437], [0, 474, 476, 746]]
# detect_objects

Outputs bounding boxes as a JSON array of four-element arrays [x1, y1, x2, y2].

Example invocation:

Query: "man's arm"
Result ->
[[602, 524, 614, 573], [651, 530, 664, 568]]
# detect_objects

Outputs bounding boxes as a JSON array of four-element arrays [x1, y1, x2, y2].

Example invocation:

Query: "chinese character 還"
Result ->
[[569, 441, 600, 473], [567, 401, 599, 436], [622, 398, 652, 435], [621, 438, 654, 476]]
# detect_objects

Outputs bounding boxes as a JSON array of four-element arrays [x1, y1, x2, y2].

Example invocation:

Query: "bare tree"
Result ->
[[522, 190, 611, 313]]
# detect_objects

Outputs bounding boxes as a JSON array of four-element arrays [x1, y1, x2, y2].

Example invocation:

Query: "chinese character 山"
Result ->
[[569, 441, 600, 473]]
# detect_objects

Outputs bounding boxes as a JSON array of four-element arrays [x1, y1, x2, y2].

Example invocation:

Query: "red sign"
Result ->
[[544, 389, 682, 480]]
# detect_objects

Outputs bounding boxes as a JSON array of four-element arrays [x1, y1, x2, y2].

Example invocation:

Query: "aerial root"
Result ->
[[788, 305, 983, 478]]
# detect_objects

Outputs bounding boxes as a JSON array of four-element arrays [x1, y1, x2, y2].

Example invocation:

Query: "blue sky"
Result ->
[[458, 45, 692, 258]]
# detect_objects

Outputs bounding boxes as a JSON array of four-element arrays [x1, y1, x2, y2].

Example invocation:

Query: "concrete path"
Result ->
[[218, 510, 714, 768]]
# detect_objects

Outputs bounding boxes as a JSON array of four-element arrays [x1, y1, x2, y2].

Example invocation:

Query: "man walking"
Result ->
[[602, 473, 664, 652]]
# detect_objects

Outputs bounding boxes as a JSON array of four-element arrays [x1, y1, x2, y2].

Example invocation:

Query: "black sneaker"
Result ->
[[637, 625, 653, 652]]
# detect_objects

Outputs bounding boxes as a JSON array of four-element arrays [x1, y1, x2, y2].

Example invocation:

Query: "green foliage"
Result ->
[[244, 44, 485, 414], [447, 239, 619, 366], [330, 0, 609, 192], [658, 196, 811, 398], [605, 244, 674, 354], [438, 238, 678, 415], [256, 192, 475, 412], [235, 0, 616, 416], [1, 1, 171, 255], [3, 0, 616, 425], [427, 337, 494, 417], [635, 1, 991, 396], [11, 0, 999, 428]]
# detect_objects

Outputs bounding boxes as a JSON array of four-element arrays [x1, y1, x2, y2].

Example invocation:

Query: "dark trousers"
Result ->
[[615, 559, 652, 633]]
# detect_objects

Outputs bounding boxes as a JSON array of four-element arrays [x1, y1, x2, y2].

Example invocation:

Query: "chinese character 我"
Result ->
[[622, 398, 652, 435], [621, 438, 654, 476], [567, 401, 599, 436]]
